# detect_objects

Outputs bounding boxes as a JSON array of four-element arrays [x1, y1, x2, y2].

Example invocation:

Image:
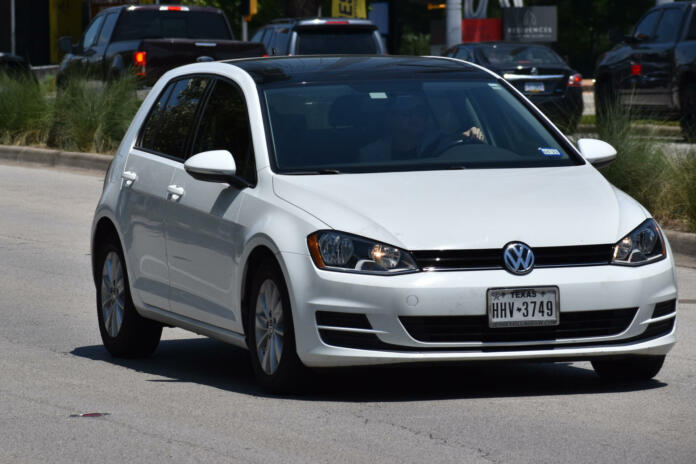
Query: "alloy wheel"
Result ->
[[254, 279, 285, 375], [100, 251, 125, 338]]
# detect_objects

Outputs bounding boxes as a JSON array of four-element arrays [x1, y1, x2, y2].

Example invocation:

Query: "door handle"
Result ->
[[121, 171, 137, 186], [167, 184, 185, 201]]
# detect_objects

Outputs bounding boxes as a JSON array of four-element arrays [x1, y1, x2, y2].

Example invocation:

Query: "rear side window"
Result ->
[[455, 47, 473, 61], [295, 29, 377, 54], [112, 10, 230, 41], [270, 28, 290, 55], [139, 77, 210, 160], [193, 80, 256, 183], [655, 8, 683, 43], [689, 11, 696, 40]]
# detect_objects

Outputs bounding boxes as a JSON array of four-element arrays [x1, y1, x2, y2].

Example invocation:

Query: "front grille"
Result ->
[[652, 299, 676, 318], [319, 310, 672, 352], [400, 308, 637, 343], [411, 244, 613, 271]]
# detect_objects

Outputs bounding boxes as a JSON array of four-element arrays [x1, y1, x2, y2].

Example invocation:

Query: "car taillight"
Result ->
[[568, 73, 582, 87], [133, 51, 146, 77], [631, 63, 642, 76]]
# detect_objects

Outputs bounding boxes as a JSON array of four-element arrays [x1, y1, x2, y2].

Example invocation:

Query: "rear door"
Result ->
[[619, 9, 662, 106], [120, 76, 210, 311], [633, 6, 686, 108], [165, 78, 257, 333]]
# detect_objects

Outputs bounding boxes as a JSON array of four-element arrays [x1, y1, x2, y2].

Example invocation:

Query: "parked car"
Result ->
[[250, 18, 385, 55], [92, 55, 676, 391], [443, 42, 583, 133], [594, 1, 696, 141], [57, 4, 266, 87], [0, 53, 35, 81]]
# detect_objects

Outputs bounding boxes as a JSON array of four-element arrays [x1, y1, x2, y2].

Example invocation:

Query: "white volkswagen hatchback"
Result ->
[[91, 56, 677, 391]]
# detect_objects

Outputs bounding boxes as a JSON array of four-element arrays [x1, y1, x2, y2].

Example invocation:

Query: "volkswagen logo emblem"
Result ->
[[503, 242, 535, 275]]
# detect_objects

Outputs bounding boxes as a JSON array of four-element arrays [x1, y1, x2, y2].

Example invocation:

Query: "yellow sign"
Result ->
[[332, 0, 367, 19]]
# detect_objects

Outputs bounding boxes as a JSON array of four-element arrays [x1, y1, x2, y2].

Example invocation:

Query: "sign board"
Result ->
[[503, 6, 557, 42], [332, 0, 367, 19]]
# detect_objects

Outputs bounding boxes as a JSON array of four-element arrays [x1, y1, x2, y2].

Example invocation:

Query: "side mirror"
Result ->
[[59, 36, 74, 54], [577, 138, 617, 168], [185, 150, 250, 188]]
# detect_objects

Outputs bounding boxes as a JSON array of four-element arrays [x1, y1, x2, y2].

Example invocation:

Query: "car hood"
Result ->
[[272, 166, 648, 251]]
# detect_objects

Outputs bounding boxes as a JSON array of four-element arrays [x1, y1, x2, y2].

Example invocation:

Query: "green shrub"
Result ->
[[596, 104, 696, 231], [0, 73, 51, 145], [399, 33, 431, 56], [50, 75, 140, 153]]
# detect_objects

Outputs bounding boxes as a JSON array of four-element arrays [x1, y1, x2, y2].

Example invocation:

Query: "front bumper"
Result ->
[[282, 250, 677, 368]]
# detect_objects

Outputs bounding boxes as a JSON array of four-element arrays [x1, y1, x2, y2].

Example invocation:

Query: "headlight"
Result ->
[[611, 219, 666, 266], [307, 231, 418, 275]]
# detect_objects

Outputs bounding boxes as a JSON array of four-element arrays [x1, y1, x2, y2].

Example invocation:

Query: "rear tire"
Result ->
[[680, 84, 696, 143], [246, 258, 306, 393], [96, 238, 162, 358], [591, 355, 665, 382]]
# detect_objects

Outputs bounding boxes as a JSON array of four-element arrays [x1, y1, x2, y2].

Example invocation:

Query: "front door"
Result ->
[[166, 78, 258, 333]]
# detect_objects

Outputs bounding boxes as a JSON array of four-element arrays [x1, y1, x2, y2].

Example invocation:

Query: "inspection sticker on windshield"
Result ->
[[539, 147, 562, 156], [369, 92, 388, 99], [487, 83, 503, 90]]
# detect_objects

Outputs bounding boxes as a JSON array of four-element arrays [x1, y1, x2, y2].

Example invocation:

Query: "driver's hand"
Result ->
[[462, 126, 485, 142]]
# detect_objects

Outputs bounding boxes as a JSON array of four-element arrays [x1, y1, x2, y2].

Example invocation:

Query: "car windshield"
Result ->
[[262, 78, 579, 173], [479, 44, 564, 66], [112, 10, 230, 41], [295, 29, 378, 54]]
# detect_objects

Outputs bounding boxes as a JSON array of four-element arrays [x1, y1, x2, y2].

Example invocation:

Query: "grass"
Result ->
[[581, 114, 680, 127], [0, 74, 52, 146], [0, 73, 140, 154], [595, 103, 696, 232]]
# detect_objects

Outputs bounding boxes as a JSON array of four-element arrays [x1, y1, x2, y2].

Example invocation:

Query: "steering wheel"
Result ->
[[429, 136, 482, 158]]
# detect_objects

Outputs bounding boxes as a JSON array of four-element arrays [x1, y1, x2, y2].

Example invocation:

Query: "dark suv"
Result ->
[[594, 1, 696, 141], [250, 18, 385, 56]]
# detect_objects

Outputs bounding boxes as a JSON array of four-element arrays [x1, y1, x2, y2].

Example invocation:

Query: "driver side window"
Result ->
[[634, 10, 661, 42], [82, 15, 105, 50]]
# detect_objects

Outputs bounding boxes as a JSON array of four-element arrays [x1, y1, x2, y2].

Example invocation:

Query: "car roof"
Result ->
[[98, 4, 223, 15], [267, 17, 377, 28], [226, 55, 491, 85]]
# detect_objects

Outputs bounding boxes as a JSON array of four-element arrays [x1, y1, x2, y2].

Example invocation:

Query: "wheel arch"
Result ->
[[91, 216, 122, 288]]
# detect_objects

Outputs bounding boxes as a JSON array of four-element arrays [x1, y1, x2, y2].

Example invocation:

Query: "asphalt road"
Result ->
[[1, 163, 695, 464]]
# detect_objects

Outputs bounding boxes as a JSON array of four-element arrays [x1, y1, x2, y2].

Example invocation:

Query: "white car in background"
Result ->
[[91, 55, 677, 391]]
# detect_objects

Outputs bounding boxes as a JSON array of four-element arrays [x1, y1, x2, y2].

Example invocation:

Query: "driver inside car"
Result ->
[[360, 94, 484, 163]]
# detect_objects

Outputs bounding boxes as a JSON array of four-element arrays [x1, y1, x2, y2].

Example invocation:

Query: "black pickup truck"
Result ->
[[57, 5, 266, 87], [594, 1, 696, 141]]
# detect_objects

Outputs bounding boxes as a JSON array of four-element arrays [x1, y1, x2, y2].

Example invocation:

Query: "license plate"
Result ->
[[524, 82, 545, 93], [487, 286, 559, 328]]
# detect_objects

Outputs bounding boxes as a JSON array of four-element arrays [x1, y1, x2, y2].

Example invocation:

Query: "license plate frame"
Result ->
[[487, 286, 560, 328], [524, 82, 545, 93]]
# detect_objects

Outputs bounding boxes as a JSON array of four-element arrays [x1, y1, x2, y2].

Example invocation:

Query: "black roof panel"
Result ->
[[227, 55, 491, 85]]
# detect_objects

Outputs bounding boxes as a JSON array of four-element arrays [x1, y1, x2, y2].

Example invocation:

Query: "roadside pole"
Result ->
[[242, 17, 248, 41], [11, 0, 16, 55], [446, 0, 462, 47]]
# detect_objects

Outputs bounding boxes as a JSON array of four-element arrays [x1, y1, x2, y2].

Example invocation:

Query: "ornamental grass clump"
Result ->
[[50, 75, 140, 153], [0, 73, 51, 145]]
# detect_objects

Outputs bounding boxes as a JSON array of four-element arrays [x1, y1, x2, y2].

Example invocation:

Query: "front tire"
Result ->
[[96, 239, 162, 358], [246, 258, 305, 392], [591, 355, 666, 382]]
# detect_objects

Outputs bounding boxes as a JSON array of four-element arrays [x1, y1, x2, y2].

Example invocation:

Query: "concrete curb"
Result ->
[[1, 143, 695, 258], [0, 145, 111, 172], [665, 230, 696, 259]]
